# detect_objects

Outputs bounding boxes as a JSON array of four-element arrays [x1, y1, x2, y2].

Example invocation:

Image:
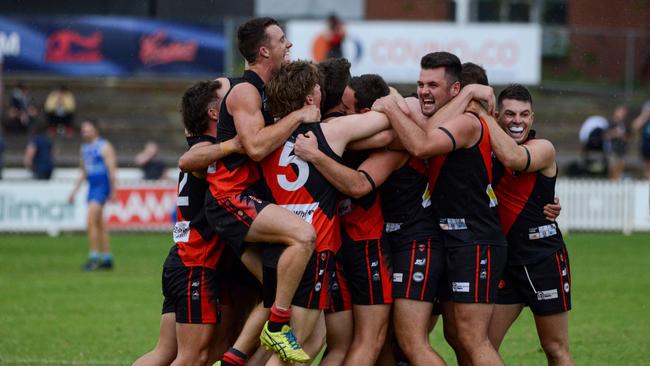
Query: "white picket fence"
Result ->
[[555, 178, 650, 234]]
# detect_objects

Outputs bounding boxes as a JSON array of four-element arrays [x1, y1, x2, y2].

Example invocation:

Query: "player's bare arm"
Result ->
[[320, 111, 390, 155], [347, 129, 396, 151], [68, 158, 87, 203], [293, 132, 406, 198], [427, 84, 496, 129], [377, 95, 480, 159], [178, 137, 244, 172], [230, 83, 319, 161], [102, 142, 118, 200], [476, 106, 556, 175]]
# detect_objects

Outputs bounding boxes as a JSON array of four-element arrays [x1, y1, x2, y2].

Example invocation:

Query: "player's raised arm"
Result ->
[[178, 138, 243, 172], [428, 84, 496, 129], [230, 84, 318, 161], [320, 111, 390, 156]]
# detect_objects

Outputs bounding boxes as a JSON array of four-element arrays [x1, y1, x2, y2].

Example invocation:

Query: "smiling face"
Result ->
[[417, 67, 458, 117], [263, 24, 292, 71], [498, 98, 534, 144]]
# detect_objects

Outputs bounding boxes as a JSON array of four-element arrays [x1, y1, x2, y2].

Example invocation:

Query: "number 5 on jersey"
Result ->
[[277, 141, 309, 191]]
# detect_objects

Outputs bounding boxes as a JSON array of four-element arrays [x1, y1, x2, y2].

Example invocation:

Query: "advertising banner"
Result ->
[[0, 16, 225, 76], [0, 182, 176, 233], [287, 20, 541, 85]]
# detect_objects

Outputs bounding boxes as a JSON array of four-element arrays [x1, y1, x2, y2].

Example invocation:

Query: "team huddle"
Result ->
[[133, 17, 574, 366]]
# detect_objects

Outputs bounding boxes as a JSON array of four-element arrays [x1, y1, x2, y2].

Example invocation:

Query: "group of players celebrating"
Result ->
[[133, 17, 574, 366]]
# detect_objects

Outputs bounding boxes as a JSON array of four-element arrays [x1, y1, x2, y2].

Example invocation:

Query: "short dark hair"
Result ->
[[461, 62, 489, 87], [181, 80, 222, 136], [348, 74, 389, 112], [81, 118, 101, 132], [420, 52, 462, 85], [266, 60, 321, 119], [497, 84, 533, 110], [318, 58, 351, 113], [237, 17, 280, 64]]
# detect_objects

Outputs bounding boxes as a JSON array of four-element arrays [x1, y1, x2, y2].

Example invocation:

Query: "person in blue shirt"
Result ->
[[24, 122, 54, 180], [68, 119, 117, 271]]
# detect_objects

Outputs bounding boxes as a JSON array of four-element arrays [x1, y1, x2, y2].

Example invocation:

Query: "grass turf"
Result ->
[[0, 232, 649, 365]]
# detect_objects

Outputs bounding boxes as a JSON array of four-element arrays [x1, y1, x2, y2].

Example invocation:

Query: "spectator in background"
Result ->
[[325, 14, 345, 58], [6, 83, 38, 132], [134, 141, 165, 180], [68, 119, 117, 271], [24, 121, 54, 180], [632, 101, 650, 179], [0, 128, 4, 179], [44, 85, 76, 138], [575, 115, 608, 176], [603, 104, 629, 180]]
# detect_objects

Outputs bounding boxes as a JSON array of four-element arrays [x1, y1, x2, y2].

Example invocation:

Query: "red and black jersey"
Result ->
[[339, 150, 385, 241], [492, 140, 564, 265], [208, 70, 273, 199], [428, 116, 506, 247], [380, 156, 439, 243], [260, 123, 343, 253], [165, 135, 224, 270]]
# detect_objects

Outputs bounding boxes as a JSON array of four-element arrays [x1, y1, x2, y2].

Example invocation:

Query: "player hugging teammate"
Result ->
[[134, 16, 573, 366]]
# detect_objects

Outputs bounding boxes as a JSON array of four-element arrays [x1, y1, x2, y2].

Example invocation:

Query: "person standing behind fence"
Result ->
[[632, 101, 650, 179], [24, 121, 54, 180], [603, 105, 629, 180], [68, 119, 117, 271]]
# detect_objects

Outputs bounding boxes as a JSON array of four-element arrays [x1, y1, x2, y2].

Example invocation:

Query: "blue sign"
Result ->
[[0, 16, 226, 76]]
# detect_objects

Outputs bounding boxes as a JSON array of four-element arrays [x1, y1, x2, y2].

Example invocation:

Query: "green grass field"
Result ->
[[0, 232, 649, 365]]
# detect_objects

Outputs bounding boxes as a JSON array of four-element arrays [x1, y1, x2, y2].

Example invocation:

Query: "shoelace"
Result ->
[[283, 330, 301, 350]]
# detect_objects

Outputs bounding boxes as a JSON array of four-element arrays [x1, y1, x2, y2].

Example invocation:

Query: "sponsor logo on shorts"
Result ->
[[320, 252, 327, 260], [562, 268, 567, 276], [413, 272, 424, 282], [528, 223, 558, 240], [536, 289, 558, 301], [418, 244, 426, 252], [281, 203, 318, 224], [439, 218, 468, 231], [564, 282, 570, 293], [414, 258, 426, 266], [452, 282, 470, 293], [480, 270, 487, 280], [498, 279, 506, 289], [319, 269, 325, 276], [191, 290, 200, 300], [480, 259, 487, 265], [315, 282, 322, 292], [191, 281, 200, 287], [172, 221, 190, 243], [372, 271, 380, 282], [385, 222, 402, 233], [371, 260, 378, 268], [331, 282, 339, 291], [393, 273, 403, 283]]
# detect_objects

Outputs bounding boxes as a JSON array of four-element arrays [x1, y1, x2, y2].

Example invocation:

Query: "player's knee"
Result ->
[[293, 224, 316, 252], [443, 323, 461, 350], [540, 338, 569, 361]]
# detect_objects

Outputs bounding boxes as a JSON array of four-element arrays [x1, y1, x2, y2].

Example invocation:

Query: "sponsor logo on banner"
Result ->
[[106, 186, 176, 229], [139, 30, 198, 66], [0, 32, 20, 56], [46, 30, 103, 63], [452, 282, 470, 293]]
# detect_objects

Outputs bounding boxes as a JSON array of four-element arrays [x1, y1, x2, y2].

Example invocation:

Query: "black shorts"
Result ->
[[205, 192, 271, 257], [497, 246, 572, 315], [340, 231, 392, 305], [326, 252, 353, 313], [263, 249, 334, 310], [391, 237, 445, 303], [445, 244, 507, 304], [162, 266, 220, 324]]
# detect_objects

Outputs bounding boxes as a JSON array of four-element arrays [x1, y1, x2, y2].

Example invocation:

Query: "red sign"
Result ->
[[139, 30, 198, 66], [105, 186, 176, 229], [46, 30, 103, 63]]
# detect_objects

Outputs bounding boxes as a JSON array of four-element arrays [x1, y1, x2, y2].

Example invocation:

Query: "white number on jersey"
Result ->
[[277, 141, 309, 191]]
